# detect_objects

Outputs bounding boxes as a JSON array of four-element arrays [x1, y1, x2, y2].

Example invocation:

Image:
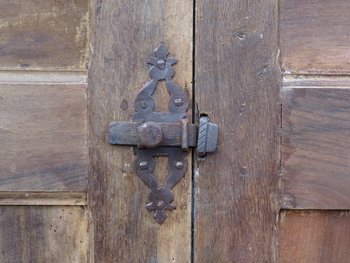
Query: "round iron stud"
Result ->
[[174, 98, 183, 106], [139, 161, 148, 170], [175, 161, 184, 169]]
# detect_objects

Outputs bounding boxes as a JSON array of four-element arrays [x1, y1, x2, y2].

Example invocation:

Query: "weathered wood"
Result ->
[[88, 0, 192, 262], [0, 71, 87, 85], [0, 0, 89, 70], [280, 0, 350, 74], [283, 75, 350, 88], [0, 1, 91, 261], [0, 192, 86, 206], [194, 0, 280, 262], [278, 210, 350, 263], [282, 85, 350, 209], [0, 206, 89, 262], [0, 84, 88, 191]]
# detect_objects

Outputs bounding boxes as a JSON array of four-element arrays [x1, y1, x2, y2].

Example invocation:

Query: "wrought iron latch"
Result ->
[[109, 44, 218, 224]]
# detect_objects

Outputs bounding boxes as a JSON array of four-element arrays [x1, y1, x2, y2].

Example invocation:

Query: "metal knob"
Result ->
[[138, 121, 164, 148]]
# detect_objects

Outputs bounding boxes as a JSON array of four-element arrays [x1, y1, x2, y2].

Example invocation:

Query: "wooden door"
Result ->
[[1, 0, 350, 262], [0, 0, 91, 262], [278, 1, 350, 262]]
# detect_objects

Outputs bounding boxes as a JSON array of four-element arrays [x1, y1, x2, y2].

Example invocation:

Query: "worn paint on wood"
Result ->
[[282, 85, 350, 209], [194, 0, 280, 262], [0, 206, 89, 262], [280, 0, 350, 74], [278, 210, 350, 263], [88, 0, 192, 262], [0, 0, 89, 70], [0, 84, 88, 191]]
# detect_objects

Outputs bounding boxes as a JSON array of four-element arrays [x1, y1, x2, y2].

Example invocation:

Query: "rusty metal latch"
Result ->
[[108, 44, 218, 224]]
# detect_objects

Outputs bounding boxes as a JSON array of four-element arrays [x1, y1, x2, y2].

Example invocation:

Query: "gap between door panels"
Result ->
[[191, 0, 196, 262]]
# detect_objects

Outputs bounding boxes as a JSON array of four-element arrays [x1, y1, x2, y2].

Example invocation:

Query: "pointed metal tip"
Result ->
[[154, 43, 169, 59]]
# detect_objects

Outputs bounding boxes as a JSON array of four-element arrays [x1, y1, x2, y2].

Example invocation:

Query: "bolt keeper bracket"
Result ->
[[108, 44, 218, 224]]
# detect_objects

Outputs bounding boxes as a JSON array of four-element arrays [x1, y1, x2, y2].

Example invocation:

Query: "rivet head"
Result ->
[[156, 59, 166, 70], [175, 161, 184, 169], [139, 161, 148, 170], [140, 100, 148, 109], [174, 98, 183, 106], [156, 200, 165, 208]]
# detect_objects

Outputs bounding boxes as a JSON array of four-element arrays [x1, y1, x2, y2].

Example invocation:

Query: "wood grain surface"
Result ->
[[0, 206, 89, 262], [0, 84, 88, 191], [280, 0, 350, 74], [88, 1, 193, 262], [0, 1, 91, 262], [0, 192, 86, 206], [194, 0, 280, 262], [278, 210, 350, 263], [282, 86, 350, 209], [0, 0, 89, 70]]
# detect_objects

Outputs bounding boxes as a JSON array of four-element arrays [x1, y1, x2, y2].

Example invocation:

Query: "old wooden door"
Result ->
[[1, 0, 350, 262]]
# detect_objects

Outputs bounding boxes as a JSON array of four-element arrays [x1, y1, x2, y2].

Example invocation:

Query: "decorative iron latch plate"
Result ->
[[109, 44, 218, 224]]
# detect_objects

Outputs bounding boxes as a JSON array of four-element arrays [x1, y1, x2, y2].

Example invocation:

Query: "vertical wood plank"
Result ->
[[88, 1, 192, 262], [194, 0, 280, 262]]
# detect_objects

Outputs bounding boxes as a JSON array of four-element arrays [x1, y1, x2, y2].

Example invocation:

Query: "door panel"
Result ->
[[280, 0, 350, 74], [282, 84, 350, 209], [0, 82, 88, 191], [0, 206, 89, 262], [194, 0, 280, 262], [0, 1, 90, 262], [88, 0, 193, 262], [279, 0, 350, 262], [0, 0, 89, 70], [278, 210, 350, 263]]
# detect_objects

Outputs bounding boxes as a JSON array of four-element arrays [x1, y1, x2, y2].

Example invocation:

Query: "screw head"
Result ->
[[174, 98, 183, 106], [175, 161, 184, 169], [139, 161, 148, 170]]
